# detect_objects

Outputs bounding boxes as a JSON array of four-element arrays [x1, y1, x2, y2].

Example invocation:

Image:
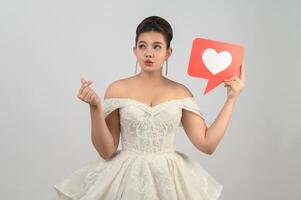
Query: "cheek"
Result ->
[[157, 53, 166, 60], [154, 49, 164, 55], [136, 51, 144, 57]]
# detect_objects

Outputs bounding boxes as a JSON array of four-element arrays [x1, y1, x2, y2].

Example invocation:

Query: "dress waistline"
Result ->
[[120, 148, 176, 155]]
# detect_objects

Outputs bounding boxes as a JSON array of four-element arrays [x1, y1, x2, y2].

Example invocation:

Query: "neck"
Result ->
[[136, 70, 166, 85]]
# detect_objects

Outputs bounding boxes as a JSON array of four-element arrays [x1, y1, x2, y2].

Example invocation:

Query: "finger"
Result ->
[[224, 77, 234, 82], [78, 78, 88, 95], [81, 78, 93, 86], [80, 78, 92, 87], [240, 64, 245, 81], [225, 76, 240, 81], [78, 84, 87, 97], [80, 87, 91, 99], [225, 81, 236, 88], [223, 82, 232, 87], [226, 78, 242, 85], [78, 84, 86, 97], [84, 90, 94, 102], [224, 81, 231, 85], [234, 77, 242, 83], [85, 80, 93, 86], [83, 89, 94, 100], [82, 79, 93, 86], [88, 91, 96, 102], [224, 81, 241, 90], [89, 93, 96, 103], [80, 77, 86, 84], [78, 80, 93, 97]]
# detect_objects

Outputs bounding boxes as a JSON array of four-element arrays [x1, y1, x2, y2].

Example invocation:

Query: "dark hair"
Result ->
[[135, 16, 173, 49]]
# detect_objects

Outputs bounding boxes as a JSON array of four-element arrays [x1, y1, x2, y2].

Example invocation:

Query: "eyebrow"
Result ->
[[138, 41, 163, 44]]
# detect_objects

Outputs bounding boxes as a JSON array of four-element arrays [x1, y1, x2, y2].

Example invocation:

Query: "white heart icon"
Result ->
[[202, 48, 232, 74]]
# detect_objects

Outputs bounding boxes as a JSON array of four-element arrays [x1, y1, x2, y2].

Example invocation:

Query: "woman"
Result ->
[[54, 15, 244, 200]]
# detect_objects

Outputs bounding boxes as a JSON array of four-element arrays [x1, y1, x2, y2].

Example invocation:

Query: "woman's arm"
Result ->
[[204, 98, 237, 154], [89, 104, 117, 160], [89, 81, 122, 160], [182, 64, 245, 154], [78, 78, 120, 160]]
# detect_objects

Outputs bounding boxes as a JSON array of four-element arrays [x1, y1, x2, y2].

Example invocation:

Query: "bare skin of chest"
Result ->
[[123, 79, 177, 107]]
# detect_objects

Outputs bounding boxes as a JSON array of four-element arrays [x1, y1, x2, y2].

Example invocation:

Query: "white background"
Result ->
[[0, 0, 300, 199]]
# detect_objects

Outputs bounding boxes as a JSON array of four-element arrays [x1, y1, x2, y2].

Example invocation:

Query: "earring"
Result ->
[[165, 60, 168, 76], [134, 60, 138, 74]]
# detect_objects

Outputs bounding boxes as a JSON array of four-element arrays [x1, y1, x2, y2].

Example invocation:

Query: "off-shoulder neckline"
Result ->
[[103, 97, 194, 110]]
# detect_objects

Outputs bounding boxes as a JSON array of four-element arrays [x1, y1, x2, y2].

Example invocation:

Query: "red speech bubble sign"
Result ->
[[187, 38, 244, 95]]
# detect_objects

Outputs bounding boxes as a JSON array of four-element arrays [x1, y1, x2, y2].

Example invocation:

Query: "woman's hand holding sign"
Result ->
[[186, 38, 246, 154], [187, 38, 244, 95], [223, 64, 245, 101]]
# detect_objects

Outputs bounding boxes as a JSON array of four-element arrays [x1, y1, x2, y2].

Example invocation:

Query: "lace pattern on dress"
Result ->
[[102, 97, 205, 153]]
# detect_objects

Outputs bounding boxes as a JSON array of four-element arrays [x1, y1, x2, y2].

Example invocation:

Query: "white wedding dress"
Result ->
[[53, 97, 223, 200]]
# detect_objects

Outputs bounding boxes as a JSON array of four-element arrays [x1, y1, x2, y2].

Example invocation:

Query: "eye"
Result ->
[[138, 44, 146, 49], [154, 45, 161, 49]]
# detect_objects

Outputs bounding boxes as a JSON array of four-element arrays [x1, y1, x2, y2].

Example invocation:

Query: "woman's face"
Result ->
[[133, 31, 172, 73]]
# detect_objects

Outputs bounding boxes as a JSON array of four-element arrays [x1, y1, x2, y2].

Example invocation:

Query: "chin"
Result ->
[[143, 65, 159, 70]]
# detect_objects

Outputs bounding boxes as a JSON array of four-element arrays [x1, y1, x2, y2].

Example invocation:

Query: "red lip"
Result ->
[[144, 60, 153, 64]]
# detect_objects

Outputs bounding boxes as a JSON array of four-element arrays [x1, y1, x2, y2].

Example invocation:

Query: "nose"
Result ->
[[144, 48, 154, 58]]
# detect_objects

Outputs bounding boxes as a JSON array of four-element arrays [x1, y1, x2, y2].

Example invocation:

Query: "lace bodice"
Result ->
[[102, 97, 205, 154]]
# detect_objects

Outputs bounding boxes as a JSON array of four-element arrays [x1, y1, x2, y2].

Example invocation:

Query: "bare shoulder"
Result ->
[[104, 78, 128, 99], [167, 80, 194, 99]]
